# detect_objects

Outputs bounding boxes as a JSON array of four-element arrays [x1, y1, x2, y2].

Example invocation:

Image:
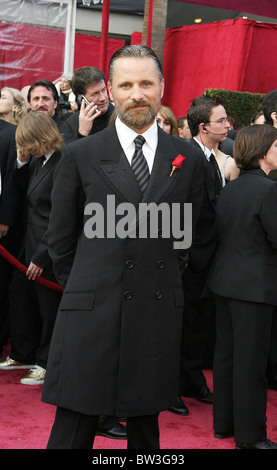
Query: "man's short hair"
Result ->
[[27, 79, 59, 103], [262, 89, 277, 126], [187, 94, 222, 137], [71, 67, 106, 96], [177, 116, 187, 128], [108, 45, 163, 84]]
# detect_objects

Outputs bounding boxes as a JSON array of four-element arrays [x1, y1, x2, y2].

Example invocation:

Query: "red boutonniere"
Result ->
[[170, 154, 186, 177]]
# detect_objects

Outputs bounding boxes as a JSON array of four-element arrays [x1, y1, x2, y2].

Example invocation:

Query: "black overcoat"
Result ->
[[42, 124, 204, 417]]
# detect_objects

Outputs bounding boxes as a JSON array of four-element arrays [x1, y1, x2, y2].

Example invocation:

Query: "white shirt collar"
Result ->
[[40, 151, 54, 166], [193, 137, 215, 161], [115, 117, 158, 150], [115, 117, 158, 172]]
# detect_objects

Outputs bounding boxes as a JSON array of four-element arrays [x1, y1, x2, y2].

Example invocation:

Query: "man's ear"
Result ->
[[160, 79, 165, 99], [271, 111, 277, 124], [107, 82, 113, 102]]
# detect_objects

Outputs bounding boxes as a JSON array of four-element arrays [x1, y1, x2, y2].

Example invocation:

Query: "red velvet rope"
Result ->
[[0, 244, 63, 293]]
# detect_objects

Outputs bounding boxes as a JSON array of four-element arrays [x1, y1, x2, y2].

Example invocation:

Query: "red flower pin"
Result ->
[[170, 154, 186, 177]]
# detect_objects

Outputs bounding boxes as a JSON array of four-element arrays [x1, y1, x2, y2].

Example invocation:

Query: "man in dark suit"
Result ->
[[63, 66, 114, 143], [63, 66, 125, 440], [41, 44, 204, 449], [178, 95, 231, 408], [0, 119, 22, 354], [27, 79, 68, 138]]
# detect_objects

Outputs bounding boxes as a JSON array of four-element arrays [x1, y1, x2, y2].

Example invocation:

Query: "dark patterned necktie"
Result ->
[[131, 135, 150, 193], [209, 154, 223, 197]]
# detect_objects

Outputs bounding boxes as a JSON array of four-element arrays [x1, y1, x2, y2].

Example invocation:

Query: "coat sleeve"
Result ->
[[47, 146, 85, 287], [0, 139, 22, 227], [260, 182, 277, 249], [178, 148, 204, 273]]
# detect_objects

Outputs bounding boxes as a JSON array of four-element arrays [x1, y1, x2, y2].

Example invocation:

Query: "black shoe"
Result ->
[[183, 385, 213, 403], [168, 396, 189, 415], [268, 382, 277, 390], [96, 417, 127, 440], [236, 438, 277, 449], [214, 431, 234, 439]]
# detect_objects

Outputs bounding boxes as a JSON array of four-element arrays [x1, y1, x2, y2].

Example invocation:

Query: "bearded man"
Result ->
[[42, 45, 204, 449]]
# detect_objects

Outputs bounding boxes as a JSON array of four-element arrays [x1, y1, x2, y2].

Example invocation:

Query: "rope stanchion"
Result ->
[[0, 244, 63, 293]]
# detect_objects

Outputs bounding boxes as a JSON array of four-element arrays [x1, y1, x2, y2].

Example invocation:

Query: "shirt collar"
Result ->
[[115, 117, 158, 152], [193, 137, 215, 160]]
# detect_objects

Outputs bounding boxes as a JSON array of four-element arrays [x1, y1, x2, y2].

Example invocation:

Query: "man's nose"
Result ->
[[130, 85, 144, 101]]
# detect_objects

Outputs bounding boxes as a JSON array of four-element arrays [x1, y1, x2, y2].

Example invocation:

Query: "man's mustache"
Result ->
[[125, 101, 149, 110]]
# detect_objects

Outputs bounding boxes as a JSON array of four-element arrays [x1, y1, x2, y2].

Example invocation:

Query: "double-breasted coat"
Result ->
[[41, 123, 204, 417]]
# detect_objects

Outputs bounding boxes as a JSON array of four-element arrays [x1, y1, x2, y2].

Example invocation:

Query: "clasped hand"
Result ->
[[26, 261, 44, 280]]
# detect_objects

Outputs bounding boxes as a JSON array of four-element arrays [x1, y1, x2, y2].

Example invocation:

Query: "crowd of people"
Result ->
[[0, 44, 276, 450]]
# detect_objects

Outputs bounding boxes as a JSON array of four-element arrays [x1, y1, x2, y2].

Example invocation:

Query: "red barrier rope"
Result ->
[[0, 244, 63, 293]]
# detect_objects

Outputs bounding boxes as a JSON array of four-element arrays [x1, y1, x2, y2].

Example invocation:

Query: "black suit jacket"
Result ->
[[187, 138, 219, 271], [14, 152, 61, 278], [42, 124, 204, 417], [0, 119, 21, 227], [208, 169, 277, 305], [63, 102, 114, 143]]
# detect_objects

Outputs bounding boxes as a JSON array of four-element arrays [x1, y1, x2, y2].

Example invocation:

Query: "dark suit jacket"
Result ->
[[14, 152, 61, 279], [63, 102, 114, 143], [186, 138, 219, 271], [208, 169, 277, 305], [0, 119, 21, 227], [52, 112, 68, 140], [42, 124, 204, 417]]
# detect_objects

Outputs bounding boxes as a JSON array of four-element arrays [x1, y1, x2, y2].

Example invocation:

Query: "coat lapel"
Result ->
[[27, 152, 60, 197], [189, 138, 217, 208], [96, 125, 184, 207], [96, 124, 142, 206], [142, 128, 184, 204]]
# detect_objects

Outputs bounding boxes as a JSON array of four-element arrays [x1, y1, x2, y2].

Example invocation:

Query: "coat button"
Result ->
[[124, 291, 132, 300], [155, 291, 162, 300], [126, 260, 134, 269], [157, 260, 165, 269]]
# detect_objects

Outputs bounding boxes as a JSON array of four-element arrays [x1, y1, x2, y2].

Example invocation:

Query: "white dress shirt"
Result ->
[[193, 137, 215, 161], [115, 117, 158, 173], [16, 151, 54, 168]]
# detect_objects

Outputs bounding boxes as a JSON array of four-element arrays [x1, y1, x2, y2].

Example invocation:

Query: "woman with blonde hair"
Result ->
[[0, 87, 27, 125], [156, 105, 179, 136]]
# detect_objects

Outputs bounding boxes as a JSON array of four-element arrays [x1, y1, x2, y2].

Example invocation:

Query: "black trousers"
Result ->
[[179, 263, 215, 393], [213, 296, 273, 444], [9, 268, 61, 368], [0, 228, 20, 351], [47, 407, 160, 449]]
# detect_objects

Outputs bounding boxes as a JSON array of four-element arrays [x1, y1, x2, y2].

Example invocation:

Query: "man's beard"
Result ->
[[114, 98, 160, 130]]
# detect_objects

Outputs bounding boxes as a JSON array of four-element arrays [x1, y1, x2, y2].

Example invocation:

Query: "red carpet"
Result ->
[[1, 344, 277, 450]]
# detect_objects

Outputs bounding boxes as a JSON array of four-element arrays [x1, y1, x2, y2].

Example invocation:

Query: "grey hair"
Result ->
[[108, 45, 164, 84]]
